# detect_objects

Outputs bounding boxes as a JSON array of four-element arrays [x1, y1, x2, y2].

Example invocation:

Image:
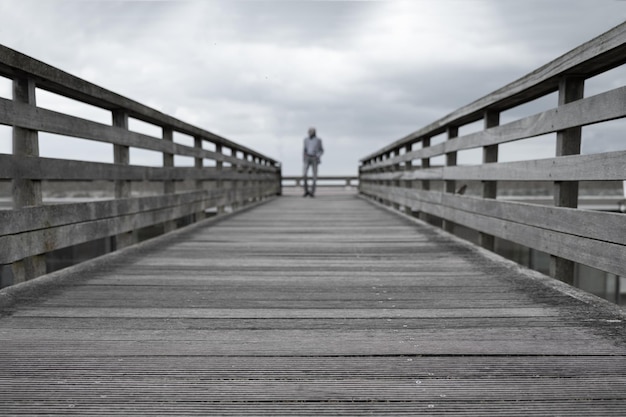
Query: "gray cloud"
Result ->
[[0, 0, 624, 175]]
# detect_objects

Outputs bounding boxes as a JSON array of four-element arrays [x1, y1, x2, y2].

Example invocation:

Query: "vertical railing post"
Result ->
[[231, 148, 239, 210], [252, 155, 258, 202], [194, 136, 205, 221], [276, 162, 283, 196], [112, 109, 135, 249], [385, 151, 392, 206], [443, 126, 458, 233], [392, 148, 401, 210], [404, 143, 413, 214], [550, 76, 584, 285], [420, 137, 431, 222], [480, 110, 500, 251], [243, 152, 250, 205], [11, 76, 46, 282], [215, 144, 224, 214], [162, 127, 175, 232]]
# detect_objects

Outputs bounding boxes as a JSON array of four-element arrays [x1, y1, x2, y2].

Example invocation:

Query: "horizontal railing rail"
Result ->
[[0, 44, 281, 286], [359, 22, 626, 285], [281, 175, 358, 187]]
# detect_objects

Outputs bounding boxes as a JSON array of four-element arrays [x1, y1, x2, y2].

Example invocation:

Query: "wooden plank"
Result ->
[[361, 184, 626, 275], [0, 191, 210, 235], [361, 184, 626, 247], [361, 86, 626, 172], [0, 98, 274, 171], [360, 167, 444, 181], [443, 150, 626, 181], [0, 155, 279, 181], [361, 186, 626, 275], [0, 199, 209, 264], [0, 44, 278, 165], [361, 150, 626, 182], [413, 199, 626, 277], [0, 192, 625, 416], [0, 180, 267, 229], [0, 187, 259, 265]]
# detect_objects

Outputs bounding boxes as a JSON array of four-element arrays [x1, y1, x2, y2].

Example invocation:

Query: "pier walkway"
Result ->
[[1, 191, 625, 416]]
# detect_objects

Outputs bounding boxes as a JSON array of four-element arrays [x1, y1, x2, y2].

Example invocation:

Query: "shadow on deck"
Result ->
[[1, 192, 625, 416]]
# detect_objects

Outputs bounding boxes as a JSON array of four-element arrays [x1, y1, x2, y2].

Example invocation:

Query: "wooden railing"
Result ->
[[0, 44, 281, 285], [359, 22, 626, 284], [282, 175, 358, 188]]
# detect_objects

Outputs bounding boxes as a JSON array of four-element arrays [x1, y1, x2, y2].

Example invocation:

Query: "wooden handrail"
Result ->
[[359, 22, 626, 285], [281, 175, 358, 187], [360, 22, 626, 163], [0, 44, 281, 285]]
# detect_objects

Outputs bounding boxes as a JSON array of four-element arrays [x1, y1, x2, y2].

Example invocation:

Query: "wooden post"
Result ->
[[480, 110, 500, 251], [215, 144, 224, 214], [392, 148, 401, 210], [385, 151, 393, 206], [113, 111, 131, 199], [404, 143, 413, 214], [11, 76, 46, 282], [276, 162, 283, 196], [243, 152, 249, 205], [550, 76, 584, 285], [162, 127, 176, 233], [112, 110, 135, 249], [231, 148, 238, 210], [252, 155, 258, 202], [194, 136, 205, 221], [420, 137, 431, 222], [443, 126, 458, 233]]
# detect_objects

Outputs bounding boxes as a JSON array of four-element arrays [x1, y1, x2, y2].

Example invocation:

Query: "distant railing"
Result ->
[[281, 176, 358, 188], [0, 45, 281, 285], [359, 22, 626, 285]]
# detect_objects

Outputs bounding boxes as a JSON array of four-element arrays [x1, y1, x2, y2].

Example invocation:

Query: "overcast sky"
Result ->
[[0, 0, 624, 175]]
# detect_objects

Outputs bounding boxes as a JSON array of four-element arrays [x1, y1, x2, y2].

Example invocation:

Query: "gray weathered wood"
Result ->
[[360, 85, 626, 172], [360, 21, 626, 163], [0, 45, 278, 165], [0, 97, 274, 171], [11, 76, 46, 283], [361, 184, 625, 277], [550, 76, 585, 284], [362, 150, 626, 182], [0, 191, 211, 235], [480, 110, 500, 250], [0, 155, 279, 181], [0, 192, 624, 416], [361, 183, 626, 247]]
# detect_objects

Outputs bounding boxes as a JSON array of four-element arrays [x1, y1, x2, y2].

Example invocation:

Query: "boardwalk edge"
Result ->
[[0, 197, 276, 313], [358, 194, 626, 321]]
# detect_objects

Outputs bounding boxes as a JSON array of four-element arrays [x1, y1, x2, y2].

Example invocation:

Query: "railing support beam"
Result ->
[[550, 76, 585, 285], [480, 110, 500, 251], [419, 137, 431, 223], [11, 76, 46, 282], [443, 127, 458, 233], [112, 110, 136, 249]]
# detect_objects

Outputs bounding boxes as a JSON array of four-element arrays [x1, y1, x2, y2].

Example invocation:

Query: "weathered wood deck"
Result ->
[[1, 191, 625, 416]]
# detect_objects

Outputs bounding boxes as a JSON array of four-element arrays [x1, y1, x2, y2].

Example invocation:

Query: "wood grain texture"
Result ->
[[0, 155, 279, 181], [361, 150, 626, 182], [361, 86, 626, 172], [0, 45, 277, 165], [360, 184, 626, 276], [1, 192, 624, 416], [0, 99, 275, 171]]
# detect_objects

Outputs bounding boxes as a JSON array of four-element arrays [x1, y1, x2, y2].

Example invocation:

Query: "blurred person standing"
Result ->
[[302, 127, 324, 197]]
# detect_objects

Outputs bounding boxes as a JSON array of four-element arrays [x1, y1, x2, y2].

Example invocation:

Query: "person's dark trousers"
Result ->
[[303, 156, 319, 196]]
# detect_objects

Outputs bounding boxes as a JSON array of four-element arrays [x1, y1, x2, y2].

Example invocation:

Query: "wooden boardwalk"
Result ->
[[1, 191, 625, 416]]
